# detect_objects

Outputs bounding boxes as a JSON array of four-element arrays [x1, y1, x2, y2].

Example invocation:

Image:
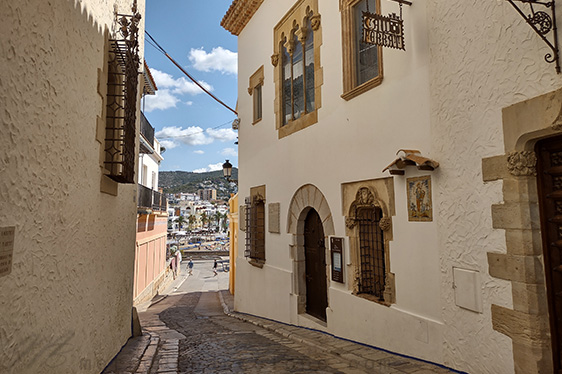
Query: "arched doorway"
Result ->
[[304, 209, 328, 321]]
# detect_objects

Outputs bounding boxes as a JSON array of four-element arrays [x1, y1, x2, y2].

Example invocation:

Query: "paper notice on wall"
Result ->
[[0, 227, 15, 277]]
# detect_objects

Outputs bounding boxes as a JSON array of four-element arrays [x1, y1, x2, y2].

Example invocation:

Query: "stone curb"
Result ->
[[217, 290, 459, 374]]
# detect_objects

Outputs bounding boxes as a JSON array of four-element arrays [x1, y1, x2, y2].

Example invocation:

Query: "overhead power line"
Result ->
[[145, 31, 238, 116], [156, 119, 235, 140]]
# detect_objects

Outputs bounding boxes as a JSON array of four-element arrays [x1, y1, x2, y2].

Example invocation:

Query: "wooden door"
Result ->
[[537, 135, 562, 373], [304, 209, 328, 321]]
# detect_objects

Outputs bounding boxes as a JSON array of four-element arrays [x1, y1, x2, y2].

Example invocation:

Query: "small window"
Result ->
[[245, 185, 266, 265], [357, 206, 385, 299], [253, 85, 262, 122], [341, 0, 383, 101], [248, 66, 264, 125]]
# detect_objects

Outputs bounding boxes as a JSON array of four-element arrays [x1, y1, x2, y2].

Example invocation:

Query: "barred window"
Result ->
[[357, 206, 385, 300], [104, 9, 141, 184], [245, 194, 265, 263]]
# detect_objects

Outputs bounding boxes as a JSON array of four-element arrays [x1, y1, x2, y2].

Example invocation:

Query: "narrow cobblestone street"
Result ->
[[103, 260, 459, 374]]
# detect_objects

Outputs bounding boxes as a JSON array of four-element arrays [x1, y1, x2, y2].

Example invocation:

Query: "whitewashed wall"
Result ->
[[233, 0, 562, 373], [0, 0, 145, 373]]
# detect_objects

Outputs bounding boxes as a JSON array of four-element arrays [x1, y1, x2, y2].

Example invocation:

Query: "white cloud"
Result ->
[[155, 126, 213, 147], [220, 148, 238, 157], [144, 69, 213, 112], [193, 150, 204, 154], [172, 77, 213, 95], [189, 47, 238, 75], [206, 128, 238, 142], [159, 140, 179, 150], [193, 162, 223, 173], [144, 89, 179, 112], [186, 101, 194, 106]]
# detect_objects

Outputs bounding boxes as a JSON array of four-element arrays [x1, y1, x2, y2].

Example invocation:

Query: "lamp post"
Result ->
[[222, 159, 237, 183]]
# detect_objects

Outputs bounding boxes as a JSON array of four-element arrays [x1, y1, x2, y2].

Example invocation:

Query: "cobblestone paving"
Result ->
[[158, 292, 350, 374]]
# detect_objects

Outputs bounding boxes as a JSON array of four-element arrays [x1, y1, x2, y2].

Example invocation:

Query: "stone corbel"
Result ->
[[345, 217, 357, 229], [379, 217, 392, 232], [271, 53, 279, 67], [507, 151, 537, 176], [310, 14, 321, 31]]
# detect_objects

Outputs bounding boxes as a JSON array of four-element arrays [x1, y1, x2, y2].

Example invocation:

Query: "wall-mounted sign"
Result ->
[[362, 12, 405, 50], [0, 227, 15, 277], [330, 237, 344, 283], [362, 0, 411, 51]]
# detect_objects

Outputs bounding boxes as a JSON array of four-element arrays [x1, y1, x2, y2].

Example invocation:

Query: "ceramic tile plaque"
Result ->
[[407, 175, 432, 222], [0, 227, 15, 277]]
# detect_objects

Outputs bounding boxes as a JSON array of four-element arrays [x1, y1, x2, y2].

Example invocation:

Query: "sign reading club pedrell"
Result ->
[[362, 0, 412, 51]]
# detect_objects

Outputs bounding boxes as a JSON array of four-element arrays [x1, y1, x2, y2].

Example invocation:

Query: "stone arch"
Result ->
[[287, 184, 334, 322], [482, 87, 562, 374]]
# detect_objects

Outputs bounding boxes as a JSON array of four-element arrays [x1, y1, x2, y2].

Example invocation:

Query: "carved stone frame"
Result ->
[[272, 0, 323, 139], [342, 178, 396, 305], [287, 184, 335, 319], [482, 88, 562, 374]]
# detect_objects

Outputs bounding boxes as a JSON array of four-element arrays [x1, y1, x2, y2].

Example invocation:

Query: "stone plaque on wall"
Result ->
[[268, 203, 280, 233], [0, 227, 15, 277]]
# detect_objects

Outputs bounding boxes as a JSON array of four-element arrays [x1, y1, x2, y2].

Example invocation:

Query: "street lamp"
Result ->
[[222, 159, 237, 183]]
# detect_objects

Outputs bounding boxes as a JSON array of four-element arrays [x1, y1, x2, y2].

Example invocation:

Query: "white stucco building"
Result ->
[[223, 0, 562, 373], [1, 0, 147, 373]]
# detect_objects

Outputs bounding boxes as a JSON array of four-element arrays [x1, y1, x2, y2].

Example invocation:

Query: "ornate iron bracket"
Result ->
[[506, 0, 560, 73]]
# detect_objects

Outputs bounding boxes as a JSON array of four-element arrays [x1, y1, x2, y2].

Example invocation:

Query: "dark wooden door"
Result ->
[[304, 209, 328, 321], [537, 135, 562, 373]]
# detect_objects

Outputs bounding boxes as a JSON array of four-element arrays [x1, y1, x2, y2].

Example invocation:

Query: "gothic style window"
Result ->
[[341, 0, 383, 101], [272, 0, 322, 138], [345, 186, 395, 305]]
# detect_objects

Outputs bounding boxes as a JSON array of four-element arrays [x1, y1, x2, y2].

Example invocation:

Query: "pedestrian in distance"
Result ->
[[213, 259, 218, 276], [188, 258, 193, 276]]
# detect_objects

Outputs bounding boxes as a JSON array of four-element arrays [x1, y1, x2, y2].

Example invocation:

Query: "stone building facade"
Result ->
[[223, 0, 562, 372]]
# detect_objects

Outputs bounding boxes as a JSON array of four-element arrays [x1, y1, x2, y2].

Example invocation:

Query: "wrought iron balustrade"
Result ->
[[137, 184, 168, 212], [140, 112, 155, 153]]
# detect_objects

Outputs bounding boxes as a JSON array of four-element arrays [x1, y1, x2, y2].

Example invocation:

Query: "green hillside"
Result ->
[[159, 169, 238, 198]]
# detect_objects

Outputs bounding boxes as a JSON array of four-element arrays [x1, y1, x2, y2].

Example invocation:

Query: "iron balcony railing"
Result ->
[[137, 184, 167, 212], [140, 112, 155, 153]]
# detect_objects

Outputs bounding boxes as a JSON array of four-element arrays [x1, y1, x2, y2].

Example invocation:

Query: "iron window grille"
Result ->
[[244, 196, 266, 261], [356, 206, 385, 300], [104, 6, 141, 183]]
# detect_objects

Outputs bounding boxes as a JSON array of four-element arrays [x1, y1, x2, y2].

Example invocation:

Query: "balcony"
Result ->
[[140, 112, 155, 154], [138, 184, 167, 213]]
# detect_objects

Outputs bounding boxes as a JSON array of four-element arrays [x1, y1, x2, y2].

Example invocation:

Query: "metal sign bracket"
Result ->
[[506, 0, 560, 73]]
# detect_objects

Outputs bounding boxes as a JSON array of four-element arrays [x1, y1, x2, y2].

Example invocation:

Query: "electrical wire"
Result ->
[[155, 119, 235, 140], [145, 31, 238, 116]]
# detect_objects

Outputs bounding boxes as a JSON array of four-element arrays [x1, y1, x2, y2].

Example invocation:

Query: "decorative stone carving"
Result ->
[[356, 187, 375, 206], [310, 14, 321, 31], [345, 217, 357, 229], [379, 217, 391, 232], [271, 53, 279, 67], [507, 151, 537, 176]]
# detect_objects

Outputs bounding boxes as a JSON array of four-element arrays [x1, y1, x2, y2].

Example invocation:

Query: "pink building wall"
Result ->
[[134, 214, 168, 300]]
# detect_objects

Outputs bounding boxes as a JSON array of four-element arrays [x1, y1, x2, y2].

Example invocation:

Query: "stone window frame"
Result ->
[[340, 0, 384, 101], [342, 178, 396, 305], [271, 0, 323, 139], [481, 88, 562, 374], [248, 65, 264, 125]]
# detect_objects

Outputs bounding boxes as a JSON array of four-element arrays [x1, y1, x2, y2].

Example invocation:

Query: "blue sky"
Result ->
[[143, 0, 238, 172]]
